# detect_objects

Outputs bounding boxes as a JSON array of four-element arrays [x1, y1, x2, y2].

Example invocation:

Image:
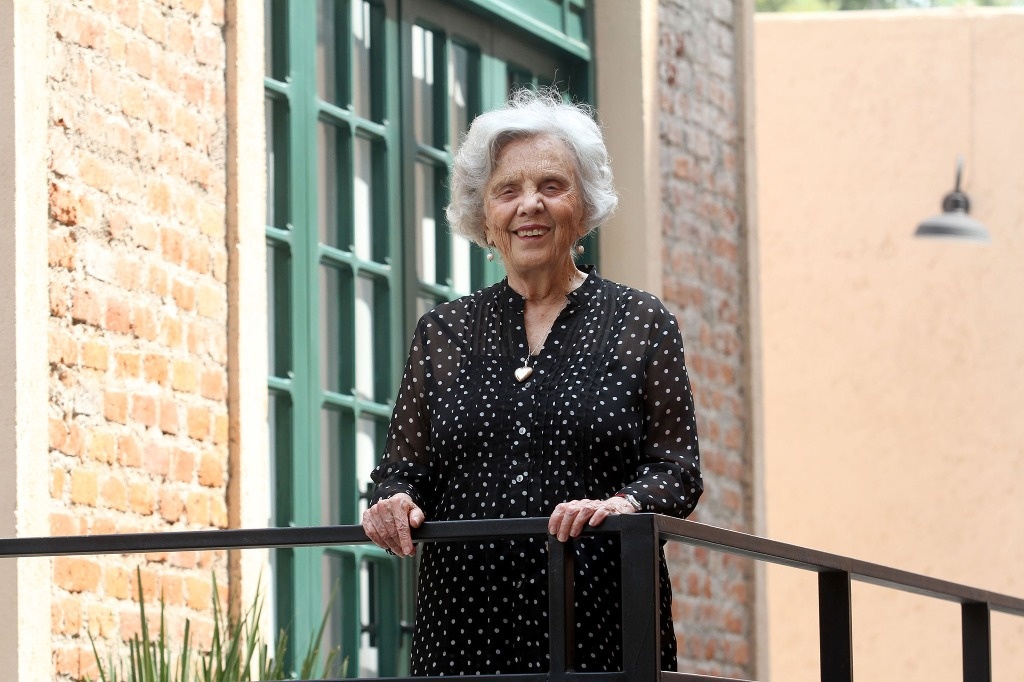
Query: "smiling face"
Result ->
[[483, 134, 586, 280]]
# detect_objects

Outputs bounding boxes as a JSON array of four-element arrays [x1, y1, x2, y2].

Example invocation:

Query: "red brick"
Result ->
[[129, 480, 156, 515], [114, 351, 141, 378], [55, 557, 102, 593], [197, 451, 222, 487], [212, 413, 228, 445], [159, 397, 180, 435], [159, 488, 184, 523], [100, 474, 129, 511], [116, 0, 140, 28], [144, 441, 170, 477], [185, 491, 209, 526], [88, 431, 118, 464], [172, 447, 194, 482], [49, 232, 77, 269], [104, 390, 128, 423], [172, 359, 198, 393], [163, 315, 184, 348], [187, 406, 210, 441], [70, 468, 99, 506], [200, 368, 225, 401], [130, 394, 157, 427], [49, 180, 79, 225], [82, 340, 110, 370], [126, 37, 153, 78], [119, 80, 148, 120], [171, 278, 196, 311], [118, 433, 143, 467], [49, 328, 78, 365], [143, 353, 170, 385], [133, 305, 158, 341], [71, 287, 102, 326]]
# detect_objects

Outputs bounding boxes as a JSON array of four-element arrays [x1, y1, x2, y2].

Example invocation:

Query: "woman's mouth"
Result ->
[[515, 227, 549, 237]]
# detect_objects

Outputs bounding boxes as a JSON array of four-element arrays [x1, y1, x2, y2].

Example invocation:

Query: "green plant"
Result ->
[[91, 569, 344, 682]]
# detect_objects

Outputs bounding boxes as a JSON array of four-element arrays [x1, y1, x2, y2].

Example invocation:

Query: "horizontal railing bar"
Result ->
[[652, 516, 1024, 617], [662, 673, 754, 681], [0, 518, 560, 558], [2, 515, 1022, 620], [288, 674, 625, 681]]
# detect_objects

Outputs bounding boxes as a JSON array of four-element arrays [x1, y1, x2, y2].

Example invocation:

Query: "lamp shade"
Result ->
[[914, 158, 990, 243]]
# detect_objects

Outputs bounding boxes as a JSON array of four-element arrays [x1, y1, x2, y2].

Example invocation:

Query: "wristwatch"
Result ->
[[615, 492, 642, 512]]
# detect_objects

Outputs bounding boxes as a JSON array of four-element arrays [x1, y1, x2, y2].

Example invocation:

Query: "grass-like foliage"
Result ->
[[91, 569, 344, 681]]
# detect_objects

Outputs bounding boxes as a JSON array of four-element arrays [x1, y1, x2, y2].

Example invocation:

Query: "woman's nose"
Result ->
[[518, 191, 543, 214]]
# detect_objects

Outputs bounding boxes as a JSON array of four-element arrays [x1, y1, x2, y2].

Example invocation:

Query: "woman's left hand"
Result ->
[[548, 497, 636, 542]]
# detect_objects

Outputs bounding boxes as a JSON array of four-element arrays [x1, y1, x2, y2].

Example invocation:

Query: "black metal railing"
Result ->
[[2, 515, 1023, 681]]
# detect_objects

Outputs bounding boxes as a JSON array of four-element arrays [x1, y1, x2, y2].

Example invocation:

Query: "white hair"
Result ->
[[446, 88, 618, 246]]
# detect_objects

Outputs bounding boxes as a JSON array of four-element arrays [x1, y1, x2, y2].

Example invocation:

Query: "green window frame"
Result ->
[[264, 0, 593, 675]]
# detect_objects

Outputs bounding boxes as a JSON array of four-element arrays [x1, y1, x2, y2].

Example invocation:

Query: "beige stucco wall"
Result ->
[[756, 8, 1024, 680]]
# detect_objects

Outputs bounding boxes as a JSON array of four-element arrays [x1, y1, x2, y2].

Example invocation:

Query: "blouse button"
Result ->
[[518, 426, 527, 435], [513, 474, 525, 484]]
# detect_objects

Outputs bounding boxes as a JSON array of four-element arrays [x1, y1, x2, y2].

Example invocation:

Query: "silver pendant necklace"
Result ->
[[516, 317, 557, 382], [514, 271, 583, 383]]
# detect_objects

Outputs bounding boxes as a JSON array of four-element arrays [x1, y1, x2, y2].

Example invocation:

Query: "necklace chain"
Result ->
[[513, 270, 584, 382]]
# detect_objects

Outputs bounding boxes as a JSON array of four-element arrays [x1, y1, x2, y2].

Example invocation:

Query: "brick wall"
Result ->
[[46, 0, 229, 679], [658, 0, 756, 676]]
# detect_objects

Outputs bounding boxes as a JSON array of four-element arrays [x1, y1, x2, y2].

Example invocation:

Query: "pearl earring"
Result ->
[[486, 248, 494, 262], [574, 243, 585, 256]]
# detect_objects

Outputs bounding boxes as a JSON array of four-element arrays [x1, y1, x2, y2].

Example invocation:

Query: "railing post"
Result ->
[[962, 602, 991, 682], [548, 535, 575, 677], [818, 570, 853, 682], [620, 514, 660, 680]]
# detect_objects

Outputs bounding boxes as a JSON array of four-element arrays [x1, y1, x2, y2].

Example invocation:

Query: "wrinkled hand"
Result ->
[[548, 497, 636, 542], [362, 493, 425, 557]]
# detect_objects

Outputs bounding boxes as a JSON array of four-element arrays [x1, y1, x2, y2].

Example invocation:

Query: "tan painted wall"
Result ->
[[756, 8, 1024, 680]]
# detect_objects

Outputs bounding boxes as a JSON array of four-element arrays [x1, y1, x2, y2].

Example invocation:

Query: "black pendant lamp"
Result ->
[[914, 158, 990, 243]]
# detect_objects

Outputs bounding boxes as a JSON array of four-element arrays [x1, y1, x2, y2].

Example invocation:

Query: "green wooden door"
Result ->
[[264, 0, 592, 675]]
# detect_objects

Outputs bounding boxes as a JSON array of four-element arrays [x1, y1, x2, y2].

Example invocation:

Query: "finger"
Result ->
[[569, 505, 595, 538], [393, 505, 415, 557], [548, 505, 566, 537], [556, 505, 579, 543], [363, 508, 394, 553], [409, 505, 425, 528], [589, 505, 610, 527]]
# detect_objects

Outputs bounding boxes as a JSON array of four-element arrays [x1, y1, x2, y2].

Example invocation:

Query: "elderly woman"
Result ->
[[362, 89, 702, 675]]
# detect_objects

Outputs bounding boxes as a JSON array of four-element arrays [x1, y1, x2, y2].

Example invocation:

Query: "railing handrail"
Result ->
[[3, 516, 1021, 617], [2, 515, 1022, 681]]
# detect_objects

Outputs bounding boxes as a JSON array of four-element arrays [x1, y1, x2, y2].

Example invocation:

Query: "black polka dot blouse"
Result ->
[[370, 268, 703, 675]]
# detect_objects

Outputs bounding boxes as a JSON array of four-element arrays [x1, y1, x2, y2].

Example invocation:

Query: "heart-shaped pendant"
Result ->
[[515, 366, 533, 382]]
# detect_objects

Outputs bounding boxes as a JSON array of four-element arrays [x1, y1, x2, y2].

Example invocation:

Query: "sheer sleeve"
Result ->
[[617, 305, 703, 517], [369, 318, 438, 512]]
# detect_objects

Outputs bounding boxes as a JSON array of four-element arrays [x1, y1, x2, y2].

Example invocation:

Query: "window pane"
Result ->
[[316, 0, 342, 105], [264, 0, 288, 81], [415, 162, 437, 285], [267, 242, 291, 377], [318, 122, 350, 249], [351, 0, 373, 119], [320, 408, 346, 526], [353, 136, 376, 261], [355, 415, 384, 516], [354, 274, 376, 401], [265, 96, 290, 230], [448, 43, 472, 152], [359, 560, 381, 676], [451, 233, 471, 294], [320, 264, 350, 393], [268, 391, 292, 525], [411, 24, 437, 146]]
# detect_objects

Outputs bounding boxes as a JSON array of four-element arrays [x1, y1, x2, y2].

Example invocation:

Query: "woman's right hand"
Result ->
[[361, 493, 425, 557]]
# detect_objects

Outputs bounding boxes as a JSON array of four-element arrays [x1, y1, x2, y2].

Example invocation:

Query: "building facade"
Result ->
[[2, 0, 759, 679]]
